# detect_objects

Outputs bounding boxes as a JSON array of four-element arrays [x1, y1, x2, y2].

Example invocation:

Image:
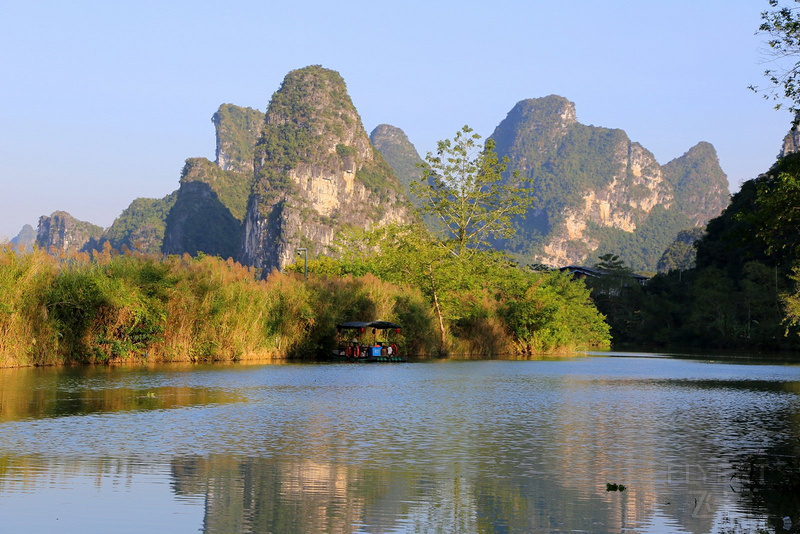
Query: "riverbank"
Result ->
[[0, 247, 610, 368]]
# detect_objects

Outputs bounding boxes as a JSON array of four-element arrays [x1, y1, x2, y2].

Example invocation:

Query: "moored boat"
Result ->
[[332, 321, 406, 362]]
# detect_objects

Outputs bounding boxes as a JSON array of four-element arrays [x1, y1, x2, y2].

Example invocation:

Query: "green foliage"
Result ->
[[751, 0, 800, 116], [490, 96, 727, 271], [657, 242, 696, 273], [656, 227, 704, 273], [88, 192, 177, 255], [595, 151, 800, 352], [292, 223, 611, 355], [584, 255, 649, 343], [547, 125, 630, 204], [699, 153, 800, 276], [355, 151, 400, 196], [685, 267, 740, 343], [411, 125, 534, 258], [594, 253, 629, 272], [253, 66, 400, 210], [496, 103, 629, 218], [179, 158, 250, 221], [161, 158, 250, 259], [0, 245, 445, 366], [491, 95, 575, 170], [662, 142, 729, 222], [38, 211, 103, 252], [753, 164, 800, 261], [696, 178, 766, 277], [370, 124, 424, 195], [335, 144, 357, 158], [0, 247, 58, 366], [592, 206, 692, 272], [785, 266, 800, 331], [45, 270, 106, 359], [502, 271, 610, 352]]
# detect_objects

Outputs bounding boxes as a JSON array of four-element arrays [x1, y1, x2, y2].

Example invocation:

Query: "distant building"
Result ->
[[559, 265, 649, 287]]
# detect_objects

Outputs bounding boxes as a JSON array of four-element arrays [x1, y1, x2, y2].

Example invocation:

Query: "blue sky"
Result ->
[[0, 1, 793, 239]]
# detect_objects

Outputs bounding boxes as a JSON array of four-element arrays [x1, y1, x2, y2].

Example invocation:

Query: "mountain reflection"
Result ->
[[171, 456, 414, 533], [0, 359, 798, 533], [0, 365, 244, 422]]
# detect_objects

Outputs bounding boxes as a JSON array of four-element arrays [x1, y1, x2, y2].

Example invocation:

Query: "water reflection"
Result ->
[[0, 365, 245, 421], [0, 358, 798, 533]]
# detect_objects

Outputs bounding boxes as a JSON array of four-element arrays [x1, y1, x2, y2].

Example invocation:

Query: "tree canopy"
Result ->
[[753, 0, 800, 116], [411, 125, 534, 258]]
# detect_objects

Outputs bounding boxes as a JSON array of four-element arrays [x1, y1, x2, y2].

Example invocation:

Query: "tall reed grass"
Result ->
[[0, 247, 440, 367], [0, 246, 58, 367]]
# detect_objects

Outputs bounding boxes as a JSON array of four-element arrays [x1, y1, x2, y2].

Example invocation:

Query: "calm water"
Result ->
[[1, 354, 799, 533]]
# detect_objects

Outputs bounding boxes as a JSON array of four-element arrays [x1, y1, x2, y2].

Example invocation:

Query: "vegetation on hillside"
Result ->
[[179, 157, 250, 221], [656, 227, 704, 273], [253, 66, 400, 207], [662, 142, 729, 224], [0, 126, 612, 367], [9, 224, 35, 252], [280, 128, 608, 356], [37, 211, 104, 252], [161, 158, 251, 259], [370, 124, 424, 194], [212, 104, 264, 173], [590, 153, 800, 351], [490, 96, 728, 271], [86, 192, 177, 255]]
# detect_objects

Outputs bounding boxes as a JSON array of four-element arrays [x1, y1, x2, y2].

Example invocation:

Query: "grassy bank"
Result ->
[[0, 244, 610, 368]]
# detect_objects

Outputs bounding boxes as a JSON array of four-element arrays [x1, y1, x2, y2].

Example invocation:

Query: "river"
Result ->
[[0, 353, 798, 533]]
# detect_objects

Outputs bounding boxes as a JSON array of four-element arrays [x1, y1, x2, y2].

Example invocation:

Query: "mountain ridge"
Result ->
[[29, 72, 730, 274], [490, 95, 729, 270]]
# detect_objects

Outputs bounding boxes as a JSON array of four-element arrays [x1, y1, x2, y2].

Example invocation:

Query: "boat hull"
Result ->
[[330, 349, 407, 363]]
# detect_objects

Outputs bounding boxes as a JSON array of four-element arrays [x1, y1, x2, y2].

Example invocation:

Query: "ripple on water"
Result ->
[[0, 358, 799, 533]]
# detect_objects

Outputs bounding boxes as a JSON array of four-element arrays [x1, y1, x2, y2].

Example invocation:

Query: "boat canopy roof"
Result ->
[[337, 320, 401, 330]]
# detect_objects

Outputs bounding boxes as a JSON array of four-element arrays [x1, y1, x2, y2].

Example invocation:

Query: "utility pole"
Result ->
[[296, 248, 308, 280]]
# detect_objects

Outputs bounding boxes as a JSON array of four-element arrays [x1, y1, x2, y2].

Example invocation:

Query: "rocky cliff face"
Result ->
[[491, 95, 730, 270], [162, 158, 248, 259], [162, 105, 255, 259], [780, 129, 800, 159], [36, 211, 103, 253], [212, 104, 265, 174], [241, 66, 411, 273]]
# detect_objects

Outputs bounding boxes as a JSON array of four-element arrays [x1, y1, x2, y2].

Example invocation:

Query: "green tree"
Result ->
[[686, 267, 739, 344], [656, 228, 704, 273], [328, 223, 466, 350], [785, 266, 800, 331], [589, 254, 644, 342], [502, 271, 610, 352], [411, 125, 534, 258], [754, 169, 800, 261], [752, 0, 800, 116]]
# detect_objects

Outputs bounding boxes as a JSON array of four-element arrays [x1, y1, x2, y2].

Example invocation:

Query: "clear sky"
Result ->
[[0, 0, 793, 240]]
